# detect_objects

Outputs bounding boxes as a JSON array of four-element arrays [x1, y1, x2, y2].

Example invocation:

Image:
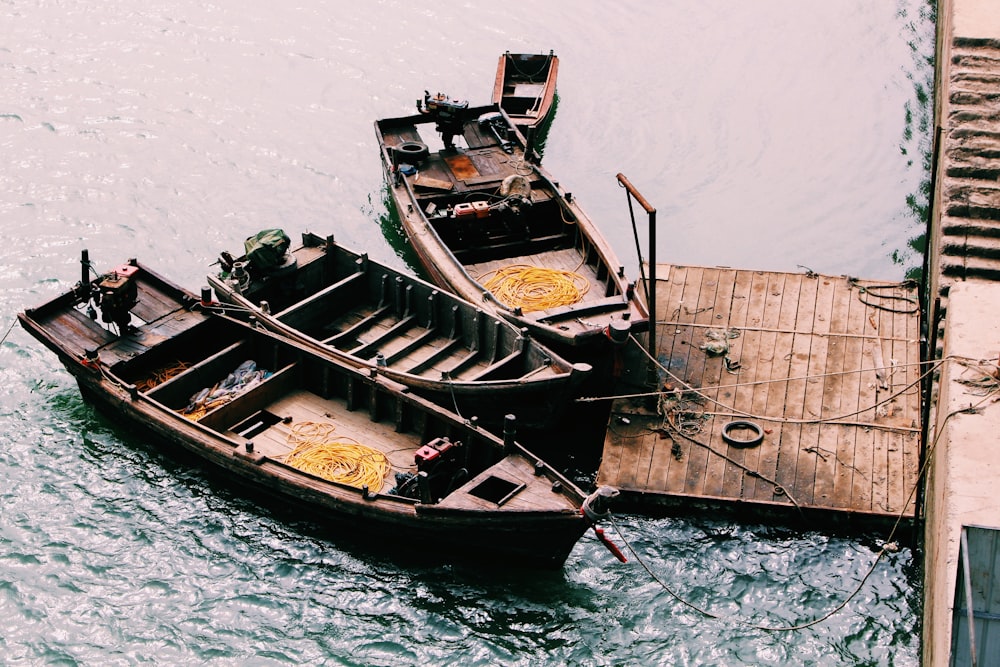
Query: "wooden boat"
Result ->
[[18, 251, 622, 567], [492, 51, 559, 134], [374, 94, 649, 350], [205, 231, 592, 428]]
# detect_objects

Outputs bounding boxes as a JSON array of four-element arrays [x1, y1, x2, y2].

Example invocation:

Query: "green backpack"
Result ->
[[243, 229, 290, 271]]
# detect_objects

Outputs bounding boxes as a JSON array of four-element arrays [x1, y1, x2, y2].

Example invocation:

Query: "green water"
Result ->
[[1, 1, 933, 664]]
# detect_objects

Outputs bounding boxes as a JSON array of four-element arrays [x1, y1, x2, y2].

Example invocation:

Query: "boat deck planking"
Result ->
[[242, 388, 423, 473], [598, 264, 921, 521], [466, 248, 605, 306]]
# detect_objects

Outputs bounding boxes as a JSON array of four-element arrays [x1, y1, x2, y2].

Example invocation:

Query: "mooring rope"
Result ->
[[580, 333, 947, 430], [0, 318, 17, 348], [609, 384, 998, 632]]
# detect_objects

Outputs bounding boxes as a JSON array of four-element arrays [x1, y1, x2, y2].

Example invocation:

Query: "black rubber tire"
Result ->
[[394, 141, 429, 163], [721, 420, 764, 448]]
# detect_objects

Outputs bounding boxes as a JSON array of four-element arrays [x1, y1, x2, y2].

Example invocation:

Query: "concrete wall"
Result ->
[[923, 281, 1000, 666]]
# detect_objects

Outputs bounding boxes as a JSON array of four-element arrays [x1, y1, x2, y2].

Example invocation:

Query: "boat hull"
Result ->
[[207, 232, 592, 428], [19, 255, 595, 567], [492, 51, 559, 133], [374, 103, 648, 352]]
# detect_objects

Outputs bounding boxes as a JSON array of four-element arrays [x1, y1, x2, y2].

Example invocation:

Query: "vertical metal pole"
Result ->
[[616, 174, 657, 386], [648, 207, 657, 380]]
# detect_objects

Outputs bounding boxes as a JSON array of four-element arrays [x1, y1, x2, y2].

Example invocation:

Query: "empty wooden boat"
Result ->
[[375, 94, 649, 350], [492, 51, 559, 134], [19, 251, 621, 567], [205, 231, 592, 428]]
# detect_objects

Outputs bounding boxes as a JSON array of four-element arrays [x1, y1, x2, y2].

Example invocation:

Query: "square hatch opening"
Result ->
[[469, 476, 525, 506], [231, 410, 283, 439]]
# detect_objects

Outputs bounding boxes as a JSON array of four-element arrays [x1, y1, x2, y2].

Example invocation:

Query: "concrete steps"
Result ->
[[935, 37, 1000, 328]]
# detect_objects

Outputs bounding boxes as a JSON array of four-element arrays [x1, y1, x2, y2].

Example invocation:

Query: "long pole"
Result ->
[[616, 173, 657, 385]]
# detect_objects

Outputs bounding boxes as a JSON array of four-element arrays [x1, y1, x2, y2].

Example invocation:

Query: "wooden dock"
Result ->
[[596, 264, 922, 522]]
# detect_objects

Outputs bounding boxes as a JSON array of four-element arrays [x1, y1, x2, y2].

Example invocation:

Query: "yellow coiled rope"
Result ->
[[480, 264, 590, 313], [282, 421, 390, 492]]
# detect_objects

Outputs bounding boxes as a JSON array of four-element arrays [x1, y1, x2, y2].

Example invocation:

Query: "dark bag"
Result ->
[[243, 229, 290, 271]]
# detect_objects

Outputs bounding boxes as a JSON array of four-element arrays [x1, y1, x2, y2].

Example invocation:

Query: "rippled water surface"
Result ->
[[2, 1, 933, 664]]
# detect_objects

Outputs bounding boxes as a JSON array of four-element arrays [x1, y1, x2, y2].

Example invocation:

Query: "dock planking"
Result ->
[[597, 264, 921, 522]]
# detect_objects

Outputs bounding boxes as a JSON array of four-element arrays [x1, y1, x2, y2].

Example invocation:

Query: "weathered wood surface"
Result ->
[[597, 264, 921, 520], [376, 105, 648, 348]]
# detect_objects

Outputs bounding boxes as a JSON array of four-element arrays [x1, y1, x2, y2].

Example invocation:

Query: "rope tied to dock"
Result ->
[[282, 421, 390, 492], [848, 278, 919, 314], [479, 264, 590, 313]]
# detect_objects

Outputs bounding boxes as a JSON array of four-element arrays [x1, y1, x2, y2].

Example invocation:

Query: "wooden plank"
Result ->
[[782, 274, 820, 505], [816, 278, 853, 511], [891, 282, 920, 515], [702, 268, 738, 498], [600, 417, 640, 489], [659, 265, 699, 495], [761, 273, 803, 507], [678, 266, 718, 496], [803, 276, 840, 509], [746, 272, 793, 501], [738, 271, 777, 499], [841, 281, 872, 513], [720, 269, 758, 499], [596, 430, 624, 488], [645, 427, 676, 494]]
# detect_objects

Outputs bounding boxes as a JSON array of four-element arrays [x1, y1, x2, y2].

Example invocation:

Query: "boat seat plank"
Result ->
[[440, 347, 485, 378], [350, 315, 417, 358], [383, 327, 445, 366], [42, 307, 118, 353], [404, 338, 466, 375], [196, 362, 299, 432], [274, 271, 365, 320], [465, 350, 525, 382], [325, 304, 392, 345]]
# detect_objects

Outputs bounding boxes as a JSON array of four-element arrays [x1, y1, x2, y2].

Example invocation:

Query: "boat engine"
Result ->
[[389, 437, 467, 501], [418, 90, 468, 149], [94, 264, 139, 332]]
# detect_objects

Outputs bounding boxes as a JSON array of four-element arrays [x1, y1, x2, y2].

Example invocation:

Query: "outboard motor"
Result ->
[[418, 91, 468, 149], [477, 112, 513, 153], [95, 264, 139, 333]]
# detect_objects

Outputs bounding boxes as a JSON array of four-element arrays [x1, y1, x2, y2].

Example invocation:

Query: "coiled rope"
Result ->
[[282, 421, 390, 492], [480, 264, 589, 313]]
